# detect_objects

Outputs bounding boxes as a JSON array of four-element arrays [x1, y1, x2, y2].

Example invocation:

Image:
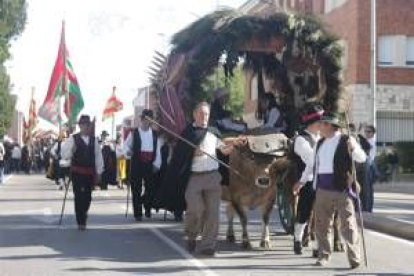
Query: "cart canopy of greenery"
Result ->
[[151, 9, 344, 133]]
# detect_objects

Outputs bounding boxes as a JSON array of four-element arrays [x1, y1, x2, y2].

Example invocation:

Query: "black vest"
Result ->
[[72, 134, 95, 168], [131, 128, 158, 163], [292, 130, 317, 180], [316, 134, 353, 191]]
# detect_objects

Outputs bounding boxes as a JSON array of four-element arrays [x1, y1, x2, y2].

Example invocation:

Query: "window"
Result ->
[[406, 37, 414, 66], [324, 0, 348, 13], [378, 36, 395, 66]]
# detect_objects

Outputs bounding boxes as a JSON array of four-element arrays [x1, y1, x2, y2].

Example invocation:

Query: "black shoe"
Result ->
[[350, 261, 360, 269], [145, 210, 151, 218], [312, 249, 319, 258], [187, 240, 196, 253], [135, 216, 142, 222], [198, 248, 216, 257], [294, 240, 302, 255], [78, 224, 87, 231]]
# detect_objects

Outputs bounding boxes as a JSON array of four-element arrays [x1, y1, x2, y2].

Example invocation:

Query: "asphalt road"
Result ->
[[1, 174, 414, 276]]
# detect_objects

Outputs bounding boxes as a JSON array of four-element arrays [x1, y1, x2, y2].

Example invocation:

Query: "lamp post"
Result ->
[[370, 0, 377, 127]]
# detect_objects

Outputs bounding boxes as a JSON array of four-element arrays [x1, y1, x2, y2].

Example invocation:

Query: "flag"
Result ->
[[22, 117, 29, 144], [102, 86, 123, 121], [23, 91, 38, 143], [38, 97, 61, 125], [39, 21, 84, 125], [28, 93, 38, 132]]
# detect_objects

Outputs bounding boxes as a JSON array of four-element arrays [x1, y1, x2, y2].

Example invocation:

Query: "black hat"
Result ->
[[101, 130, 109, 137], [141, 109, 153, 119], [78, 115, 91, 125], [320, 112, 341, 127], [300, 104, 324, 125]]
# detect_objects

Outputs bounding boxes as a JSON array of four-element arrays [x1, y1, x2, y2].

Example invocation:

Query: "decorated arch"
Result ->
[[151, 9, 344, 135]]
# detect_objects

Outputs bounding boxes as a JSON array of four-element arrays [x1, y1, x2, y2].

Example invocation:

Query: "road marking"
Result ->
[[150, 228, 219, 276], [367, 229, 414, 247], [373, 209, 414, 214], [0, 208, 58, 224], [392, 218, 414, 225]]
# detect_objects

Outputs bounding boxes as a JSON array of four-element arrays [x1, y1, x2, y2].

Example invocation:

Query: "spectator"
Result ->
[[257, 92, 286, 132], [11, 144, 22, 173], [387, 148, 399, 184], [363, 125, 378, 212]]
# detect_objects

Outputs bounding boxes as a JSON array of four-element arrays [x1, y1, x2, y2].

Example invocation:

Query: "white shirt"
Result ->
[[61, 134, 104, 175], [316, 131, 366, 175], [115, 143, 124, 158], [123, 128, 160, 163], [191, 132, 222, 172], [12, 146, 21, 159], [262, 107, 280, 128], [51, 141, 60, 159], [367, 136, 376, 162], [294, 130, 320, 183], [153, 137, 165, 170], [0, 142, 4, 161]]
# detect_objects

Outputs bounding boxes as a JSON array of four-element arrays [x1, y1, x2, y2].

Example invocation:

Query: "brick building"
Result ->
[[240, 0, 414, 142]]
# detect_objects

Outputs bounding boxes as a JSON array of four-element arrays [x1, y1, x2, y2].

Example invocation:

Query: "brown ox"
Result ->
[[221, 133, 290, 249]]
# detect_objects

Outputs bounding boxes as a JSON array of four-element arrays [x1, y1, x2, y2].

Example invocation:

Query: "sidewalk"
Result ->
[[364, 181, 414, 241]]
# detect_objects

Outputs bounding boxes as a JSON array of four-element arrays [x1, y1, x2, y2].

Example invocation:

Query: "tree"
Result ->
[[202, 65, 245, 118], [0, 0, 27, 137]]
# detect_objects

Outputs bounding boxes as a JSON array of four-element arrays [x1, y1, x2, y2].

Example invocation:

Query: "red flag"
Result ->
[[39, 21, 84, 125], [102, 86, 123, 121]]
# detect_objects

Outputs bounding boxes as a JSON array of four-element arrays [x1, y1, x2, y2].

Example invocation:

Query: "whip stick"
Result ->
[[144, 116, 246, 180], [125, 159, 132, 218], [344, 112, 369, 267], [58, 178, 70, 226]]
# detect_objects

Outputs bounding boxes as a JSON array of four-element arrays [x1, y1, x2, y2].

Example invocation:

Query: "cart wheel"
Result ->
[[277, 183, 294, 234]]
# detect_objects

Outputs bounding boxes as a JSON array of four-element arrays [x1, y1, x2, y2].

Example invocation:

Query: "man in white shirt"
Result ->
[[61, 115, 104, 231], [363, 125, 377, 212], [11, 144, 21, 173], [310, 113, 366, 268], [183, 102, 244, 256], [123, 109, 160, 221], [291, 104, 324, 256]]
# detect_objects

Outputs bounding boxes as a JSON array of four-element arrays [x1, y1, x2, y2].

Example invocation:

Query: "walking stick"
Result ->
[[125, 158, 132, 218], [344, 112, 369, 267], [58, 178, 70, 226]]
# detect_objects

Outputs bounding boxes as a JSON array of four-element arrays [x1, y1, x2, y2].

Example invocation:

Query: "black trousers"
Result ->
[[296, 181, 315, 224], [72, 173, 93, 226], [130, 162, 154, 218]]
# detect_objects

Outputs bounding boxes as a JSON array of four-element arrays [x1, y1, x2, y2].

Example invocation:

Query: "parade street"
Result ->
[[0, 175, 413, 276]]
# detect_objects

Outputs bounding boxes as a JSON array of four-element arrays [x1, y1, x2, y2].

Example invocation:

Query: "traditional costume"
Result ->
[[291, 104, 323, 256], [61, 115, 104, 230], [123, 109, 158, 220]]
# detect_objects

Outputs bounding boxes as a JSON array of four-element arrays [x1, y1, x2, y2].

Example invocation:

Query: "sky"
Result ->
[[6, 0, 246, 133]]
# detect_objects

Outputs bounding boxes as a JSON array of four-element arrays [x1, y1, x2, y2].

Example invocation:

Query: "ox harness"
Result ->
[[239, 133, 289, 189]]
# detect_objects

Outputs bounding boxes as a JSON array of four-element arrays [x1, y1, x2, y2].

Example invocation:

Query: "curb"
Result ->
[[363, 212, 414, 241]]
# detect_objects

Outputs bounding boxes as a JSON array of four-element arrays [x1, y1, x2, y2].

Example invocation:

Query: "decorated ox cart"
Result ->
[[151, 9, 343, 236]]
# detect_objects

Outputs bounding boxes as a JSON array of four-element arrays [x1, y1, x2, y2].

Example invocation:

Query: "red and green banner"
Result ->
[[39, 21, 84, 125], [102, 86, 123, 121]]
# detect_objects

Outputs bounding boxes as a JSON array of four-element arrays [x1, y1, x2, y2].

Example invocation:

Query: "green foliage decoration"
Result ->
[[170, 9, 343, 113]]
